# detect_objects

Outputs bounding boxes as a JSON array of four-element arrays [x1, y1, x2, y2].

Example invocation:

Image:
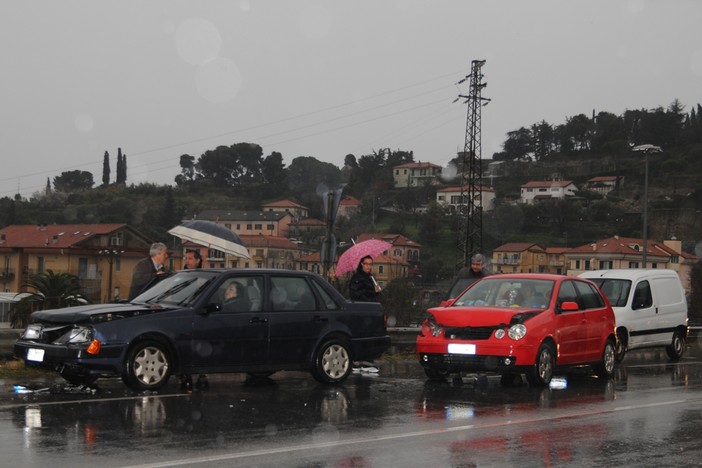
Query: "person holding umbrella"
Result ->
[[349, 255, 381, 302]]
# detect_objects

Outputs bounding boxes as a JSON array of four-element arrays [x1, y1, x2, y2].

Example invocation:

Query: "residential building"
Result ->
[[238, 234, 300, 269], [584, 176, 623, 196], [491, 243, 548, 273], [288, 218, 326, 246], [435, 185, 496, 212], [520, 180, 578, 204], [565, 235, 697, 296], [261, 199, 309, 222], [543, 247, 569, 275], [356, 233, 421, 268], [197, 210, 293, 237], [393, 162, 442, 188], [0, 224, 155, 305], [337, 196, 361, 219]]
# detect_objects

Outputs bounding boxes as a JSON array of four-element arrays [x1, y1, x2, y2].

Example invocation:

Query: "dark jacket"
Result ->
[[129, 257, 160, 300], [349, 271, 378, 302]]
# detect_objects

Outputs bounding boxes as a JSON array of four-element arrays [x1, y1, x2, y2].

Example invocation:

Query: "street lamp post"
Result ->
[[632, 144, 662, 268]]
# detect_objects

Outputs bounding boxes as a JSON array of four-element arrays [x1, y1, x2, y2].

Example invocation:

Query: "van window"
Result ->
[[589, 278, 631, 307], [632, 281, 653, 310]]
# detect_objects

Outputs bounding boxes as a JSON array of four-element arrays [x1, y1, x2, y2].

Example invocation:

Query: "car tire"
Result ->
[[525, 342, 554, 387], [666, 330, 685, 360], [424, 368, 450, 380], [311, 338, 352, 384], [615, 328, 627, 362], [122, 340, 172, 391], [594, 338, 616, 379]]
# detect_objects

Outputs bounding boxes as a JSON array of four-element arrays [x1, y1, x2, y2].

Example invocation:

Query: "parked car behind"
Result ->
[[416, 273, 617, 386], [579, 269, 688, 361], [15, 269, 390, 391]]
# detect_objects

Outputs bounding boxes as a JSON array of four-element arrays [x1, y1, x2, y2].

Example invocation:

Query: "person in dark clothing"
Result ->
[[348, 255, 381, 373], [180, 248, 207, 391], [448, 253, 491, 299], [349, 255, 381, 302], [183, 249, 202, 269], [128, 242, 169, 301]]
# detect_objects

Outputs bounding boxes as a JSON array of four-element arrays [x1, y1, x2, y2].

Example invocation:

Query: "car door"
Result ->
[[626, 279, 657, 349], [190, 275, 268, 372], [267, 275, 329, 366], [553, 280, 589, 364], [573, 279, 612, 362]]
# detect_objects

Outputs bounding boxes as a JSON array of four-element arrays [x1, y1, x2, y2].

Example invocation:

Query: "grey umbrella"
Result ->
[[168, 220, 250, 259]]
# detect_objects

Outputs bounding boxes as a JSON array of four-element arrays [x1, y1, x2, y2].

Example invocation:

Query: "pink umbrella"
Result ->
[[335, 239, 392, 277]]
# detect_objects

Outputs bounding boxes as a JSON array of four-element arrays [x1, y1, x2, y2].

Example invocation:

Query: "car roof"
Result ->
[[479, 273, 570, 281], [579, 269, 679, 281]]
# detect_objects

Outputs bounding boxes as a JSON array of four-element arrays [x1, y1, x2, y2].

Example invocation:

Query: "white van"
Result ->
[[579, 269, 688, 361]]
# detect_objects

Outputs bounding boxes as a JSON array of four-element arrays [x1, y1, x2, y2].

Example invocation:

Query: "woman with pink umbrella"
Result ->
[[349, 255, 381, 302]]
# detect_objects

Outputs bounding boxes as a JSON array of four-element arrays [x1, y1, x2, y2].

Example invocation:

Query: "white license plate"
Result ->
[[27, 348, 45, 362], [447, 343, 476, 355]]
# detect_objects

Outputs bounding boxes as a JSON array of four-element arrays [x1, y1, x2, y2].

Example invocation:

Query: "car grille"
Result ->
[[444, 326, 495, 340], [425, 353, 515, 370]]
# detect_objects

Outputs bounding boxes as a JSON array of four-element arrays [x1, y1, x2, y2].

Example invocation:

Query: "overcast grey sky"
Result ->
[[1, 0, 700, 198]]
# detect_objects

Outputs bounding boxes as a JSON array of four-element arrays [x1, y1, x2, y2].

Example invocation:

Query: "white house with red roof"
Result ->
[[520, 180, 578, 204], [337, 196, 361, 219], [435, 185, 496, 212], [584, 175, 623, 196]]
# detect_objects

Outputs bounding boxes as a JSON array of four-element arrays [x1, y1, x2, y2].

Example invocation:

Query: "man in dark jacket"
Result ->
[[128, 242, 169, 300], [447, 253, 491, 299]]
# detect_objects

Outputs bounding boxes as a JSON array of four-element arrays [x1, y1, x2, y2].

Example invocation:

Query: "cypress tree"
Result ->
[[102, 151, 110, 186]]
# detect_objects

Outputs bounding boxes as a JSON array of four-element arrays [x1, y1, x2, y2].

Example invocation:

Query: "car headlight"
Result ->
[[53, 326, 93, 345], [508, 324, 527, 340], [22, 324, 42, 340], [421, 316, 444, 337]]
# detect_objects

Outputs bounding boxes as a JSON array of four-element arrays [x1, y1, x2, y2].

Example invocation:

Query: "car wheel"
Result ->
[[666, 330, 685, 360], [594, 338, 616, 379], [615, 328, 627, 362], [123, 340, 172, 391], [424, 368, 450, 380], [311, 338, 352, 384], [59, 370, 97, 387], [525, 342, 554, 387]]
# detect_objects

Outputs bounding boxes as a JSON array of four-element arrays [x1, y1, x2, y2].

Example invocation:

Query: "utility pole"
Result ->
[[455, 59, 490, 270]]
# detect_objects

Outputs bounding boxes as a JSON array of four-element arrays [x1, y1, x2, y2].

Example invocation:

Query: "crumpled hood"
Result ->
[[30, 303, 170, 324], [426, 306, 542, 327]]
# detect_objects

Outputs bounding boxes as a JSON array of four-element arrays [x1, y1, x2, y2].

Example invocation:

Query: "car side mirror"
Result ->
[[440, 299, 456, 307], [202, 303, 221, 315], [559, 301, 579, 312]]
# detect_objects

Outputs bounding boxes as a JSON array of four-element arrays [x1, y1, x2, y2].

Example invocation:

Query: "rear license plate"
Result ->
[[27, 348, 45, 362], [448, 343, 476, 355]]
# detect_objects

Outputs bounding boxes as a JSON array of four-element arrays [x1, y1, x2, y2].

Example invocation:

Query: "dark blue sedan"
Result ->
[[15, 269, 390, 391]]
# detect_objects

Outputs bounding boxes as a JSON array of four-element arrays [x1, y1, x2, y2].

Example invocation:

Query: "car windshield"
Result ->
[[131, 271, 218, 306], [453, 278, 554, 309], [587, 278, 631, 307]]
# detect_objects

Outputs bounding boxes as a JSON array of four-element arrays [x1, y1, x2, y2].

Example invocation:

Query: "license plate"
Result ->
[[448, 343, 476, 355], [27, 348, 45, 362]]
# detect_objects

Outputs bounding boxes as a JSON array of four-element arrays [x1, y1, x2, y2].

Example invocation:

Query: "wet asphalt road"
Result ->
[[2, 345, 702, 467]]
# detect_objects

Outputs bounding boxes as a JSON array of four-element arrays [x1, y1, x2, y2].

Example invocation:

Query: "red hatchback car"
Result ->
[[416, 274, 616, 386]]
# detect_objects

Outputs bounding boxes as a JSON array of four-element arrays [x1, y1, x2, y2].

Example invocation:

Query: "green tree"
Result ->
[[262, 151, 287, 197], [102, 150, 110, 186], [10, 270, 90, 328], [53, 170, 94, 192]]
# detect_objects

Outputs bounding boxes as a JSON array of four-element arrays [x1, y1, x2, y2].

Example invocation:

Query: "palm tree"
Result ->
[[10, 269, 91, 328]]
